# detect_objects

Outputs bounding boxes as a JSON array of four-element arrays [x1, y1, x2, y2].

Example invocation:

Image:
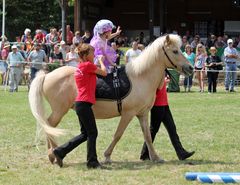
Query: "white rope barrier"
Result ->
[[194, 69, 240, 73], [3, 41, 59, 46], [0, 60, 62, 66], [1, 60, 240, 72]]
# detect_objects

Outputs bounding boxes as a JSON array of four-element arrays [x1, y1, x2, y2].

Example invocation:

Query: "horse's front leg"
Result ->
[[137, 114, 164, 162], [104, 114, 134, 163]]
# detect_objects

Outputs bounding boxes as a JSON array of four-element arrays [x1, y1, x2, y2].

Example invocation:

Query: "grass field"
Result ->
[[0, 85, 240, 185]]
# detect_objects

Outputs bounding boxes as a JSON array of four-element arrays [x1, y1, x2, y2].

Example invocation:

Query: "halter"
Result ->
[[162, 46, 180, 87], [162, 46, 178, 69]]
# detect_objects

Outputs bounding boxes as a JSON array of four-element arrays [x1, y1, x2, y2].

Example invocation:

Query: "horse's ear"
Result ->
[[164, 34, 171, 46]]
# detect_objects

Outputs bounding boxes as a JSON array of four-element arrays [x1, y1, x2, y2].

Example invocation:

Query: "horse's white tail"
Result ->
[[29, 71, 65, 143]]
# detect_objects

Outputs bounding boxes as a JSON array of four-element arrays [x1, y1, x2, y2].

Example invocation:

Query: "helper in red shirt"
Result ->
[[53, 44, 107, 169], [140, 78, 195, 161]]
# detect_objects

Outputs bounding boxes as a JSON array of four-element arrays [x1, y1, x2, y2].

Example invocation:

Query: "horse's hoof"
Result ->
[[48, 153, 55, 164], [153, 159, 164, 163], [157, 158, 165, 163], [150, 155, 164, 163], [104, 157, 112, 164]]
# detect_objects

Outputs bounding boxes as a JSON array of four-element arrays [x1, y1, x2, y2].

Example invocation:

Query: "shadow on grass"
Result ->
[[60, 159, 236, 170], [164, 159, 235, 166]]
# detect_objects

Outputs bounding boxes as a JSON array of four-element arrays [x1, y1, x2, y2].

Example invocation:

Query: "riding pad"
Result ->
[[96, 66, 131, 100]]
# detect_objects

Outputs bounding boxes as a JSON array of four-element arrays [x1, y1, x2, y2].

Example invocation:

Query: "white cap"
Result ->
[[24, 28, 31, 35], [227, 39, 233, 44], [60, 40, 66, 45], [12, 45, 17, 49]]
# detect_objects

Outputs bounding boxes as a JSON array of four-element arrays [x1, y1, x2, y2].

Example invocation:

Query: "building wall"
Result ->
[[102, 0, 149, 30], [75, 0, 240, 37], [163, 0, 240, 36]]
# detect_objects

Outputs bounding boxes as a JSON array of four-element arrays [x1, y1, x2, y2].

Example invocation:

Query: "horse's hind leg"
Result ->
[[104, 114, 134, 163], [137, 114, 164, 162], [47, 111, 66, 163]]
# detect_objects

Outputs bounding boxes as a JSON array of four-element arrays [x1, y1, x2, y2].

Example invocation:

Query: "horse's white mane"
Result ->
[[126, 34, 182, 76]]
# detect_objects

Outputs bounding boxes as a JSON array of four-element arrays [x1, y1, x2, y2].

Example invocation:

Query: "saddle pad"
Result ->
[[96, 66, 131, 100]]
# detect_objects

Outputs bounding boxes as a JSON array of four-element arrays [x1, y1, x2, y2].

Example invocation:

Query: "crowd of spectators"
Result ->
[[174, 32, 240, 93], [0, 25, 94, 90], [0, 25, 240, 93]]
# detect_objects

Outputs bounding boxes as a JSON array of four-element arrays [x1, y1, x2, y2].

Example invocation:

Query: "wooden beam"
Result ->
[[74, 0, 82, 32], [149, 0, 154, 41], [159, 0, 166, 34]]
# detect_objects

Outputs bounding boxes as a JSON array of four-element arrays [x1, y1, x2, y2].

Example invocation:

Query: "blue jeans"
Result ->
[[30, 67, 40, 81], [184, 74, 193, 89], [225, 64, 237, 90], [0, 60, 8, 73]]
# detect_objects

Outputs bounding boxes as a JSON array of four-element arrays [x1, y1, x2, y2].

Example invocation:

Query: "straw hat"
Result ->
[[3, 42, 10, 49]]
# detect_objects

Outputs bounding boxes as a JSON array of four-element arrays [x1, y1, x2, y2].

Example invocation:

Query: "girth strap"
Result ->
[[112, 66, 122, 114]]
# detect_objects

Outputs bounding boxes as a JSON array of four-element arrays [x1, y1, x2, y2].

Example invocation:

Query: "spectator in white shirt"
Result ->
[[65, 45, 79, 67], [125, 41, 142, 63]]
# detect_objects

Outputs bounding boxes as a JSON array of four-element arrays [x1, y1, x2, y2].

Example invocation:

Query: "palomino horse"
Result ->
[[29, 34, 193, 164]]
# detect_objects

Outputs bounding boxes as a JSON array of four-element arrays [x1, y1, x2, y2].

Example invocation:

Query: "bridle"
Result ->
[[162, 46, 178, 69], [162, 45, 179, 86]]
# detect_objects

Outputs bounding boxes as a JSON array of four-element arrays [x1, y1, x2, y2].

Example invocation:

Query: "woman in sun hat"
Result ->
[[90, 19, 122, 73]]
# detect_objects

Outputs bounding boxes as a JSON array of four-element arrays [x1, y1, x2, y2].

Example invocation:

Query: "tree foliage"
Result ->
[[0, 0, 74, 40]]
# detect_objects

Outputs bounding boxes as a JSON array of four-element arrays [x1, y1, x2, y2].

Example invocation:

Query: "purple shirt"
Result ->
[[90, 36, 117, 72]]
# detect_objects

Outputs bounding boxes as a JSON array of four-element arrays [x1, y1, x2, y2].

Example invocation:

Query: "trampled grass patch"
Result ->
[[0, 86, 240, 185]]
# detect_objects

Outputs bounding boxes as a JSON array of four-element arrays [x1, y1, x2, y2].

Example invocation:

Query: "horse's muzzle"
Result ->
[[182, 64, 194, 76]]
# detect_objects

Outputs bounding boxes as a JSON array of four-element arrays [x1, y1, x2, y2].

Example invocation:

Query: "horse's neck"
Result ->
[[130, 60, 166, 92], [145, 62, 166, 91]]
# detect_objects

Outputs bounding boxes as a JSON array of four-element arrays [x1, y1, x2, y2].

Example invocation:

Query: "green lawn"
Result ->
[[0, 86, 240, 185]]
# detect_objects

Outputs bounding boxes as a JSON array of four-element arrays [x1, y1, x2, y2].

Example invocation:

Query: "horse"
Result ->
[[29, 34, 193, 164]]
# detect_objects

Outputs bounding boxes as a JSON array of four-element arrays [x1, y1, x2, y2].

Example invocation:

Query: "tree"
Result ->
[[0, 0, 73, 40]]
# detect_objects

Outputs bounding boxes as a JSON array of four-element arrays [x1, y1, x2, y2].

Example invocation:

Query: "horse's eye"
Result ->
[[173, 50, 178, 54]]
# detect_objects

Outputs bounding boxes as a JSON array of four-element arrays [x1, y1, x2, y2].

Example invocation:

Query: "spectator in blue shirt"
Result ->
[[27, 43, 48, 81], [224, 39, 239, 92], [6, 45, 25, 92]]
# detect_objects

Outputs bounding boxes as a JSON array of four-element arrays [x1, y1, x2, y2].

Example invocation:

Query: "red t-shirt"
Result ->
[[67, 31, 74, 45], [35, 33, 45, 43], [75, 61, 97, 104], [154, 81, 168, 106], [1, 48, 9, 59]]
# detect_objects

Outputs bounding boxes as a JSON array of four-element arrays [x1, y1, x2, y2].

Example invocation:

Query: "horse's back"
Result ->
[[44, 66, 76, 86], [43, 66, 77, 111]]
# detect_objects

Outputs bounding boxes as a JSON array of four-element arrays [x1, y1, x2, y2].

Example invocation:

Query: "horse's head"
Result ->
[[161, 34, 193, 76]]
